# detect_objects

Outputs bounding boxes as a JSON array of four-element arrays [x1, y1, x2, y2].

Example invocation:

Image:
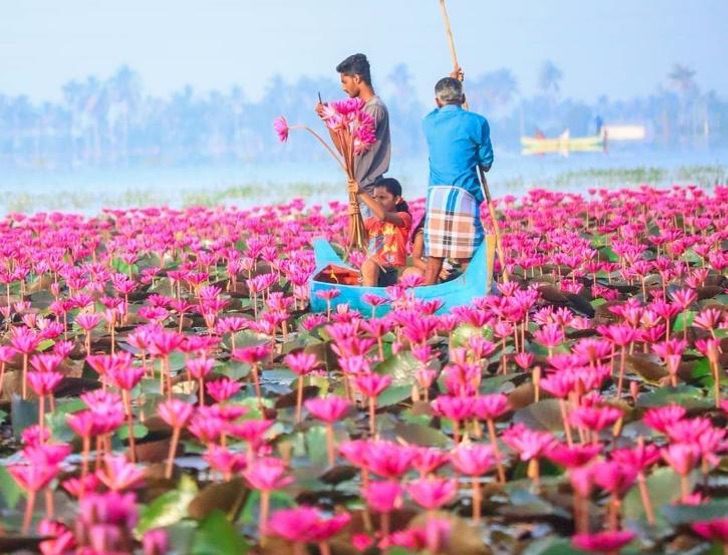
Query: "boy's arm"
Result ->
[[348, 180, 405, 226]]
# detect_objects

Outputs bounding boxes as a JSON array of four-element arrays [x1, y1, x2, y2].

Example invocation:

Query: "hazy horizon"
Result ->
[[2, 0, 727, 104]]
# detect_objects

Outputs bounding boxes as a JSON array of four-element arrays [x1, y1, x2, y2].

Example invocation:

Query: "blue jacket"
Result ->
[[423, 104, 494, 203]]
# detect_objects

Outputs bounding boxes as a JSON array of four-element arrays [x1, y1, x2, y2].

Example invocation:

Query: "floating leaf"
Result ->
[[0, 466, 22, 510], [623, 467, 696, 527], [393, 421, 449, 448], [11, 394, 38, 438], [136, 474, 198, 535], [624, 354, 668, 384], [319, 465, 358, 485], [190, 509, 249, 555], [636, 385, 713, 409], [117, 423, 149, 441], [375, 351, 419, 387], [451, 324, 492, 348], [672, 310, 696, 333], [513, 399, 564, 432], [522, 537, 588, 555], [188, 477, 248, 521], [690, 357, 728, 387], [662, 499, 728, 524], [480, 374, 516, 394], [378, 384, 413, 408]]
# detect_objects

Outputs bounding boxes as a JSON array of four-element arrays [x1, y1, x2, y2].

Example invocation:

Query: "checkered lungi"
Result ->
[[424, 185, 484, 259]]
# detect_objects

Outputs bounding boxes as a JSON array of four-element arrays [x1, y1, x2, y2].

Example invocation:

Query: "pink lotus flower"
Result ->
[[362, 479, 403, 514], [273, 116, 289, 142], [205, 377, 242, 403], [27, 370, 63, 397], [472, 393, 509, 420], [305, 395, 350, 423], [691, 517, 728, 544], [572, 530, 635, 552], [203, 445, 247, 480], [545, 443, 602, 468], [407, 477, 458, 510], [364, 440, 415, 479], [411, 447, 449, 476], [96, 455, 145, 491], [591, 461, 638, 496], [450, 443, 494, 476], [643, 404, 686, 434], [266, 506, 350, 544]]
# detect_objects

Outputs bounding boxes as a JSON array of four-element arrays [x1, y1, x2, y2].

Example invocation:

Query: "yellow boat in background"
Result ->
[[521, 129, 606, 156]]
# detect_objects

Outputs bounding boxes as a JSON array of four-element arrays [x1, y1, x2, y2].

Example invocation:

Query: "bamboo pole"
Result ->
[[437, 0, 510, 283]]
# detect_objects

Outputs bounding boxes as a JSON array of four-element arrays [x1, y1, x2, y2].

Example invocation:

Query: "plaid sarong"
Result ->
[[424, 185, 483, 259]]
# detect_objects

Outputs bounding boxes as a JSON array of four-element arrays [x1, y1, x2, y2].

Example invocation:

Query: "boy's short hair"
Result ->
[[435, 77, 464, 104], [336, 53, 372, 86]]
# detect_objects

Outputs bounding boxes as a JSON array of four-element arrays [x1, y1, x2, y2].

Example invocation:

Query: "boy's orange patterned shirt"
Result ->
[[364, 213, 412, 268]]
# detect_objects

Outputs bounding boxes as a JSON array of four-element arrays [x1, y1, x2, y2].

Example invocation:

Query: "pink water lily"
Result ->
[[0, 185, 724, 552]]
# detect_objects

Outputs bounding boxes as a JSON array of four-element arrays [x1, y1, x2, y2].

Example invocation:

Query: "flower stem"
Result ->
[[259, 490, 270, 543], [486, 419, 506, 484], [559, 398, 574, 447], [22, 490, 36, 534], [295, 377, 304, 424], [292, 125, 345, 172], [165, 426, 181, 479], [637, 472, 655, 525], [369, 396, 376, 436], [471, 476, 482, 521]]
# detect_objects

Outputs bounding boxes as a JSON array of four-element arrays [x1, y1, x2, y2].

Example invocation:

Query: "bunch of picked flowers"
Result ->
[[274, 98, 376, 251]]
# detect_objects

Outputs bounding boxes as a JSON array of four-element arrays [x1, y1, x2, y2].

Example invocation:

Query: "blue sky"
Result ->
[[1, 0, 726, 103]]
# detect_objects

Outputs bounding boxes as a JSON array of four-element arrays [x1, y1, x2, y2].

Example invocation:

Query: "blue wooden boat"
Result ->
[[309, 236, 495, 317]]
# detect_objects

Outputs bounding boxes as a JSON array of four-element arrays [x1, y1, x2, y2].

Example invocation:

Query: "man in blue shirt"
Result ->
[[422, 77, 493, 285]]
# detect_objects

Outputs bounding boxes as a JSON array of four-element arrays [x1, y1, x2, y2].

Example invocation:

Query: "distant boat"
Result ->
[[521, 129, 606, 156], [309, 237, 495, 317], [602, 124, 646, 141]]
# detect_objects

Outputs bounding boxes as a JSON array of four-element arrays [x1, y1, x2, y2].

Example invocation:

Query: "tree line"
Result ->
[[1, 61, 725, 170]]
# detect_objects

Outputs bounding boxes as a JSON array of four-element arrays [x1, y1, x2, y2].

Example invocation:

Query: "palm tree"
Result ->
[[538, 60, 563, 97], [107, 65, 142, 163], [667, 64, 697, 95], [470, 68, 518, 115]]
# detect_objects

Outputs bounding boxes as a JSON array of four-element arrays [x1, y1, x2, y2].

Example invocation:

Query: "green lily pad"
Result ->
[[377, 384, 413, 408], [188, 477, 248, 521], [673, 310, 696, 333], [136, 474, 198, 536], [662, 499, 728, 524], [116, 423, 149, 441], [393, 421, 449, 448], [623, 467, 696, 527], [513, 399, 564, 432], [451, 324, 493, 348], [375, 351, 419, 387], [0, 466, 22, 510], [522, 537, 589, 555], [636, 385, 713, 409], [190, 509, 249, 555]]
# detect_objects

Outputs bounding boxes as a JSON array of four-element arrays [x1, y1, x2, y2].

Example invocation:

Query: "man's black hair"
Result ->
[[373, 177, 409, 213], [336, 53, 372, 86]]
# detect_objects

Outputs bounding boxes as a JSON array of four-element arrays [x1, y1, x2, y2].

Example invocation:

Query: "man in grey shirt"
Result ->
[[316, 53, 391, 198]]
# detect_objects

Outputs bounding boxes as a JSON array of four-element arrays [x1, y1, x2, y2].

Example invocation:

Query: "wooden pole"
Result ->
[[437, 0, 509, 283], [438, 0, 468, 111]]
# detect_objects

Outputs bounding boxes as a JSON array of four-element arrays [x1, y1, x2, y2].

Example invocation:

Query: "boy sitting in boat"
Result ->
[[348, 177, 412, 287]]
